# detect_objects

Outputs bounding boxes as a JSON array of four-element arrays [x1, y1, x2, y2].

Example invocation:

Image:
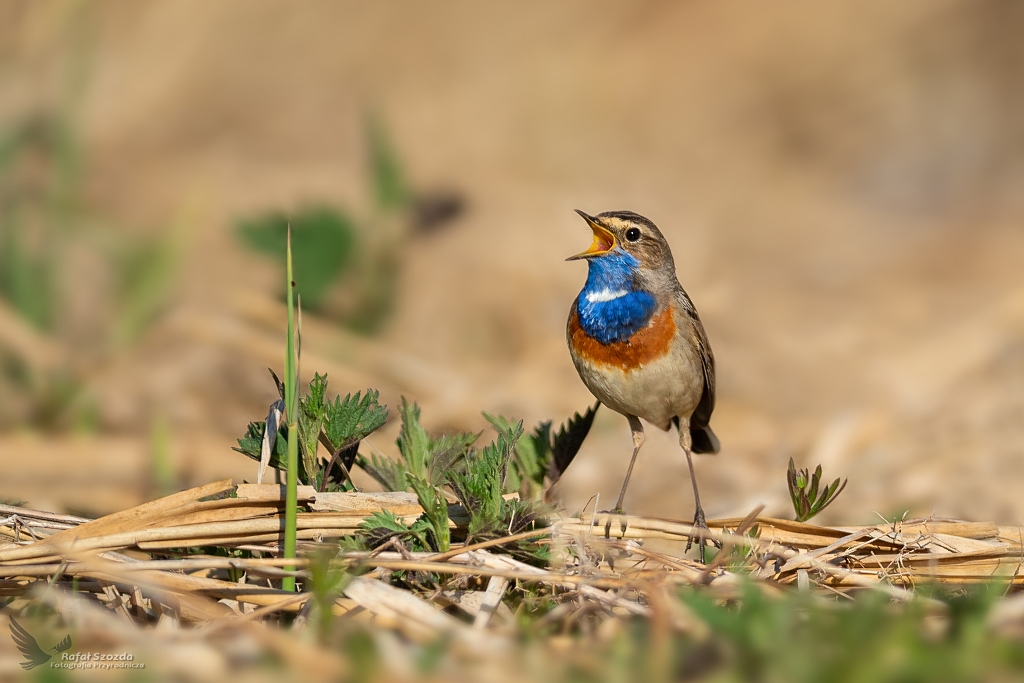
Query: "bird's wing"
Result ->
[[9, 618, 51, 669], [675, 289, 716, 429], [53, 634, 73, 653]]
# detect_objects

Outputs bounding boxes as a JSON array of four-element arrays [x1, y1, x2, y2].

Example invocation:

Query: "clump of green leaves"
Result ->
[[494, 402, 599, 501], [357, 398, 478, 553], [787, 458, 847, 522], [233, 371, 388, 491], [360, 398, 478, 492], [445, 420, 552, 565], [356, 402, 571, 564], [235, 379, 597, 564], [448, 421, 523, 538]]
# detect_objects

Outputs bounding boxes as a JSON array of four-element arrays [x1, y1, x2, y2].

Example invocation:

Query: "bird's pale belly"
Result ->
[[568, 306, 703, 429], [572, 346, 702, 429]]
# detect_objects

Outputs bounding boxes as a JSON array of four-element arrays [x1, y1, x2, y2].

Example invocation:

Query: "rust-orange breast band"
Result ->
[[569, 305, 676, 370]]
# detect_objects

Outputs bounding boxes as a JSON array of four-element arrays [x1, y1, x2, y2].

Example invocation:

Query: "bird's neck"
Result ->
[[577, 251, 657, 344]]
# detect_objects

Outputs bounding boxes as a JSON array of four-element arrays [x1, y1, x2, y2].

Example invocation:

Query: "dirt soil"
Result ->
[[2, 0, 1024, 525]]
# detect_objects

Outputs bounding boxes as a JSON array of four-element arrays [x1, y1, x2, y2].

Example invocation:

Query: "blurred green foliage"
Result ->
[[235, 117, 414, 335], [548, 585, 1024, 683], [368, 114, 412, 212], [0, 94, 184, 431], [293, 583, 1024, 683], [0, 215, 56, 331], [112, 224, 186, 347], [237, 207, 356, 310], [0, 116, 71, 334]]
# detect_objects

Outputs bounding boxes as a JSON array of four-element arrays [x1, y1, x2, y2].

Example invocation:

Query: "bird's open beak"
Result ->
[[566, 210, 616, 260]]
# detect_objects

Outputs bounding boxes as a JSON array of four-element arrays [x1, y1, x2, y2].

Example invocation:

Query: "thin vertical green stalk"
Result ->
[[283, 227, 299, 592]]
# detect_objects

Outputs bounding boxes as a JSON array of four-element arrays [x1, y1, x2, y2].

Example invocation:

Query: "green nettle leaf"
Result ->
[[360, 452, 409, 493], [426, 431, 478, 485], [521, 422, 551, 483], [408, 475, 450, 552], [502, 498, 553, 565], [359, 510, 429, 552], [233, 421, 288, 470], [395, 398, 431, 480], [298, 373, 329, 487], [324, 389, 389, 453], [238, 378, 388, 489], [485, 413, 547, 499]]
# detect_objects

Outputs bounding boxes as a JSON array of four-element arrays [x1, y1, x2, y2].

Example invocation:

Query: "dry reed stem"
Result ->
[[3, 480, 1020, 653]]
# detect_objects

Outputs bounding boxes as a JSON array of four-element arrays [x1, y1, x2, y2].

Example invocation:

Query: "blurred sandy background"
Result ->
[[1, 0, 1023, 527]]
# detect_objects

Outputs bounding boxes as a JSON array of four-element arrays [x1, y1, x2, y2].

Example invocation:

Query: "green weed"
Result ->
[[787, 458, 847, 522]]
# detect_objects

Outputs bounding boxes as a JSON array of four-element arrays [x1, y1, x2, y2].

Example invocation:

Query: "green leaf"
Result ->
[[426, 431, 479, 485], [395, 397, 431, 480], [236, 206, 356, 310], [486, 404, 598, 501], [233, 421, 287, 470], [359, 510, 428, 552], [787, 458, 848, 522], [367, 115, 410, 211], [324, 389, 389, 453], [486, 412, 547, 499], [409, 475, 450, 552], [500, 498, 552, 566], [360, 452, 409, 493], [809, 465, 822, 503], [298, 372, 329, 487]]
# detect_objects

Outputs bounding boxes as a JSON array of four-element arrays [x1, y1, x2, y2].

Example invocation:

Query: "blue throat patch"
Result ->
[[576, 250, 657, 344]]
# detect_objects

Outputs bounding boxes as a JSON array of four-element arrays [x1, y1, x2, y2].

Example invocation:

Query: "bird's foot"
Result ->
[[685, 506, 721, 563], [597, 507, 628, 537]]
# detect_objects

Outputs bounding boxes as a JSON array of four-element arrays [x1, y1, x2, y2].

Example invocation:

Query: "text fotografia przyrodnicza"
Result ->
[[52, 652, 145, 670]]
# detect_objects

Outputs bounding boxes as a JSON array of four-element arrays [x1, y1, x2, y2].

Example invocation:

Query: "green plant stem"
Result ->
[[283, 227, 298, 592]]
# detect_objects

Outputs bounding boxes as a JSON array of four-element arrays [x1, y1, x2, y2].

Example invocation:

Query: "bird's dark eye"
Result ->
[[625, 227, 641, 242]]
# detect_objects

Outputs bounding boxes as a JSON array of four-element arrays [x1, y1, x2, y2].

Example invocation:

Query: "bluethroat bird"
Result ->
[[566, 210, 719, 558]]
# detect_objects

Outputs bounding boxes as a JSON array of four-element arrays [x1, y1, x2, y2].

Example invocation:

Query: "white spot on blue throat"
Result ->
[[585, 288, 628, 303]]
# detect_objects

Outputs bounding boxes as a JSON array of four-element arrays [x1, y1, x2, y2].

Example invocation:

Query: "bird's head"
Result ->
[[567, 210, 675, 275]]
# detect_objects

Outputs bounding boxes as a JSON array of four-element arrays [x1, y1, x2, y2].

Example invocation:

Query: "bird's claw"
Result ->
[[597, 508, 628, 537], [685, 507, 721, 563]]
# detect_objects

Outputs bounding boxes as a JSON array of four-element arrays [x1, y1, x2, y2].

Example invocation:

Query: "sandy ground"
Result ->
[[1, 0, 1024, 526]]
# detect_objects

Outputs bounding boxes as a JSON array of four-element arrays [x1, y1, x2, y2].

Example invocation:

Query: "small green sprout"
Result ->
[[787, 458, 847, 522]]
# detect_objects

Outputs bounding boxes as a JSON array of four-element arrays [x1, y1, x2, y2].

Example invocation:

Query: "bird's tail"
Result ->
[[690, 423, 720, 454]]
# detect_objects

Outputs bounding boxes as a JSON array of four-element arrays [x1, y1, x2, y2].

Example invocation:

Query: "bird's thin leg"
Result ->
[[679, 421, 717, 562], [612, 415, 645, 513], [684, 447, 710, 560], [602, 416, 644, 537]]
